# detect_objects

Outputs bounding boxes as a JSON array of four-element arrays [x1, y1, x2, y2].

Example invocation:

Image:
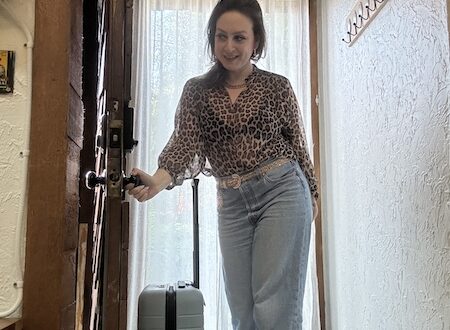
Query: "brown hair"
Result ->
[[201, 0, 266, 88]]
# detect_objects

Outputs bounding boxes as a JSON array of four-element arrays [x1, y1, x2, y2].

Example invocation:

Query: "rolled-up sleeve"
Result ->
[[158, 79, 205, 189], [279, 78, 319, 200]]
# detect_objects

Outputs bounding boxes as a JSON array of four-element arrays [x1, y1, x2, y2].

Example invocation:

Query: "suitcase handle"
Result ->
[[191, 178, 200, 289]]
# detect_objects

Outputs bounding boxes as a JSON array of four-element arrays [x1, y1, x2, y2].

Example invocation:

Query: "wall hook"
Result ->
[[352, 11, 362, 28], [359, 13, 369, 20], [366, 0, 377, 12], [342, 37, 351, 44], [357, 2, 368, 21]]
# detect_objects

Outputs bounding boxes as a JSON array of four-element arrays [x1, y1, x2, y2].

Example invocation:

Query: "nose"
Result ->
[[224, 39, 235, 52]]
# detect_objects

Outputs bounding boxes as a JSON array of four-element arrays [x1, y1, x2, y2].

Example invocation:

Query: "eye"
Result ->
[[215, 33, 227, 41], [234, 35, 246, 42]]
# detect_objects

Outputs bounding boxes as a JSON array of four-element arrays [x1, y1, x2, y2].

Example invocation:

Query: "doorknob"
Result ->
[[85, 170, 106, 190], [123, 174, 142, 187], [85, 170, 141, 190]]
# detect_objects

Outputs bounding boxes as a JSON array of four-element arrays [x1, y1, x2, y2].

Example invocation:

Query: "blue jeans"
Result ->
[[217, 160, 313, 330]]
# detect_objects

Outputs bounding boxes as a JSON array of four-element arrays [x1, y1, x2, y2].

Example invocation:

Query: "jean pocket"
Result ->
[[263, 161, 297, 184], [294, 166, 310, 194]]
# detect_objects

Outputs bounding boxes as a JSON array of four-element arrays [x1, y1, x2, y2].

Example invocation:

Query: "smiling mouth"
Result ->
[[224, 56, 238, 60]]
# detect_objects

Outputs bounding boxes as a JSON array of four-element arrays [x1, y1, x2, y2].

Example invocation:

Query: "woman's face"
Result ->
[[214, 11, 257, 77]]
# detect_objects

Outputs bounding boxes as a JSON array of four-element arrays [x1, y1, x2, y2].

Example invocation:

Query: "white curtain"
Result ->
[[127, 1, 320, 329]]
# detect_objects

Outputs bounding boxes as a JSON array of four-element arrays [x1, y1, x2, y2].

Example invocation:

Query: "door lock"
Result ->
[[85, 171, 141, 190]]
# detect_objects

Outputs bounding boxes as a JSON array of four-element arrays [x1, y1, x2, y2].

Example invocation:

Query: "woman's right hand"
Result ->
[[125, 168, 172, 202]]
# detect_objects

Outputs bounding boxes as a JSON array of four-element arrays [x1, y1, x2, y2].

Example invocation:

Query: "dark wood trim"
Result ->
[[124, 0, 133, 101], [103, 200, 124, 329], [103, 0, 129, 328], [80, 0, 98, 326], [308, 0, 326, 329], [120, 203, 130, 329]]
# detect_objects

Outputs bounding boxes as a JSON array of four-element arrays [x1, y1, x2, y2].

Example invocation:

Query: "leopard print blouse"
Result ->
[[158, 66, 319, 199]]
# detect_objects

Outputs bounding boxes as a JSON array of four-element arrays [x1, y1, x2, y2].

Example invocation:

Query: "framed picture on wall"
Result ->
[[0, 50, 15, 94]]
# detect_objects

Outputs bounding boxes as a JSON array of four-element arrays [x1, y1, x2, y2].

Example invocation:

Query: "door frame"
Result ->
[[78, 1, 327, 329], [309, 1, 326, 329]]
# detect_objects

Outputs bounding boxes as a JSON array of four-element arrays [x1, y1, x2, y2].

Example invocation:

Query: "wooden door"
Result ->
[[80, 0, 135, 329]]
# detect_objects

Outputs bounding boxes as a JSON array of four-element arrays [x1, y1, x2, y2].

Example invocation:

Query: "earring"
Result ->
[[253, 48, 257, 58]]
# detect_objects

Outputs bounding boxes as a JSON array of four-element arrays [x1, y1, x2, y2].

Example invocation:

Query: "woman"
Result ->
[[127, 0, 319, 328]]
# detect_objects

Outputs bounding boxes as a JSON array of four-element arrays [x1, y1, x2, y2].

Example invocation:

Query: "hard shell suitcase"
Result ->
[[138, 179, 204, 330]]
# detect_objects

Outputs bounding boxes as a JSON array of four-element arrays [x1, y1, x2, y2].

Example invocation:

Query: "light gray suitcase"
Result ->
[[138, 179, 204, 330]]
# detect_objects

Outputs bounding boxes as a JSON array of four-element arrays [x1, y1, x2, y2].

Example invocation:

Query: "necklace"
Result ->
[[225, 82, 247, 89]]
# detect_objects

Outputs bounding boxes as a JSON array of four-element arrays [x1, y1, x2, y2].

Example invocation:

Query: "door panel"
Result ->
[[82, 0, 134, 329]]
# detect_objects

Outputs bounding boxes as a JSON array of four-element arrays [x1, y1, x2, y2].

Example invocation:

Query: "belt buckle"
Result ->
[[229, 174, 242, 189]]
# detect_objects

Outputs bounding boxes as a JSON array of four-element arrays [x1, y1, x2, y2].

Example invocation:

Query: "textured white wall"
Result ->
[[0, 0, 34, 318], [319, 0, 450, 329]]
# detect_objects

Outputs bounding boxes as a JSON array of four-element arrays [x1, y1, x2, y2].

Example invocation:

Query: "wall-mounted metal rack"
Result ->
[[342, 0, 389, 46]]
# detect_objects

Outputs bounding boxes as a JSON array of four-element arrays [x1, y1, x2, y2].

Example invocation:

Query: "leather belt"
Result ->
[[217, 158, 291, 189]]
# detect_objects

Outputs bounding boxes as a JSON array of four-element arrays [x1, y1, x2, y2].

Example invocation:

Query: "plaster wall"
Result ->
[[0, 0, 34, 317], [319, 0, 450, 329]]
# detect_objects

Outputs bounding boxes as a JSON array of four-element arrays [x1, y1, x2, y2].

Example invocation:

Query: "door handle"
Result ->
[[123, 174, 142, 187], [85, 170, 106, 189], [85, 171, 141, 190]]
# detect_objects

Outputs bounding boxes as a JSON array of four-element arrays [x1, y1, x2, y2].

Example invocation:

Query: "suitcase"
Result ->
[[138, 179, 205, 330]]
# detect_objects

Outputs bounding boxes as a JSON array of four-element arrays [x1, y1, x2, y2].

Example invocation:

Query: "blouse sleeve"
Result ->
[[158, 78, 205, 189], [279, 78, 319, 200]]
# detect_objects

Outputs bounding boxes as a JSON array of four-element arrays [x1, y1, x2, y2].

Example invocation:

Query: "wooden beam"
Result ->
[[308, 0, 326, 329], [23, 0, 71, 328], [23, 1, 84, 328]]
